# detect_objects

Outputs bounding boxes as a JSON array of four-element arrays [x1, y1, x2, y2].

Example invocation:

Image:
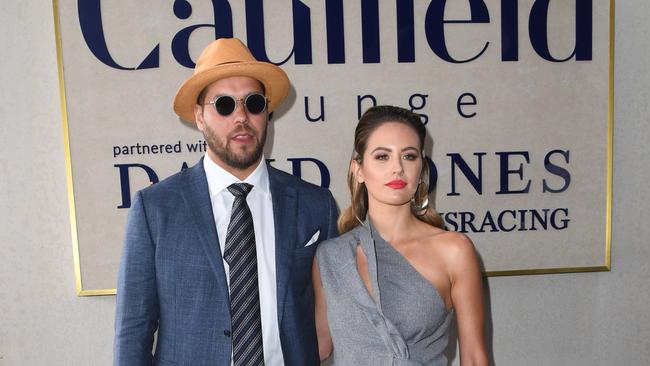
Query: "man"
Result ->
[[114, 38, 338, 366]]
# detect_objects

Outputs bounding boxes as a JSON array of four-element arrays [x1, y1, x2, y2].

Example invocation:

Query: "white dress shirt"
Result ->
[[203, 154, 284, 366]]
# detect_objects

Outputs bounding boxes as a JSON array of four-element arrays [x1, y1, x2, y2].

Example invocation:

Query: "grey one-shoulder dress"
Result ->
[[316, 220, 454, 366]]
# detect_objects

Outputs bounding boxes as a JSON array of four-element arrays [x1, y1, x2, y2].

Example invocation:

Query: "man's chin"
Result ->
[[225, 153, 263, 170]]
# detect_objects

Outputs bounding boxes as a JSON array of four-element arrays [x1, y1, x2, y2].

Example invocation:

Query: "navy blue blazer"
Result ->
[[114, 159, 339, 366]]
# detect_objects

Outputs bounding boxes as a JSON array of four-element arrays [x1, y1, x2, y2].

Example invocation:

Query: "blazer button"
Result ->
[[224, 330, 231, 337]]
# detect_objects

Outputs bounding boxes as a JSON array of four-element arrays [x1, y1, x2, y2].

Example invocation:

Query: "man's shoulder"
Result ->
[[137, 161, 201, 201], [268, 165, 331, 197]]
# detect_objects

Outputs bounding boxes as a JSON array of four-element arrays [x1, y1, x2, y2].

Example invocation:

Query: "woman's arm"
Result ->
[[448, 234, 489, 366], [313, 258, 333, 361]]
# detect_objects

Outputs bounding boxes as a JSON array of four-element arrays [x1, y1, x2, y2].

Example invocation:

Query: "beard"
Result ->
[[202, 122, 267, 170]]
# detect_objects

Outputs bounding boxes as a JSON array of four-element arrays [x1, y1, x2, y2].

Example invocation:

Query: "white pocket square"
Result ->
[[304, 230, 321, 247]]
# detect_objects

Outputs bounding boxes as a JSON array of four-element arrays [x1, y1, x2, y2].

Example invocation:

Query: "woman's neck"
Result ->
[[367, 203, 419, 244]]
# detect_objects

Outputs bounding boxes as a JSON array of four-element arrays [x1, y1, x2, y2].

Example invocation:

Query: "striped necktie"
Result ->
[[223, 183, 265, 366]]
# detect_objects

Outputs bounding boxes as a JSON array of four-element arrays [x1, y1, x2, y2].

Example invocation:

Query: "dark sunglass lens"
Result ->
[[214, 96, 236, 115], [245, 94, 267, 114]]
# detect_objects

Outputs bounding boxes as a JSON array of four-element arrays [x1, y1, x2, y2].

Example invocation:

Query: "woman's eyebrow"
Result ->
[[370, 146, 392, 154], [369, 146, 419, 153]]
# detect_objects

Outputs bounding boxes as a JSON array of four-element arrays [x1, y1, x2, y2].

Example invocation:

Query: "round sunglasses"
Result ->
[[204, 93, 268, 116]]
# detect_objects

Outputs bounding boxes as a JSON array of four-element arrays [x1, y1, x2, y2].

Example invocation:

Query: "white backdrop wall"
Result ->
[[0, 1, 648, 365]]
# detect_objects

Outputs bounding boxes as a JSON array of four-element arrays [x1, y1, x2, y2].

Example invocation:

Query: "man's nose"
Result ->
[[231, 100, 248, 124]]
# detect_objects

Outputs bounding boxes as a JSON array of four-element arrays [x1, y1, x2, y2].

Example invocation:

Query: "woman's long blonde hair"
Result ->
[[338, 105, 445, 234]]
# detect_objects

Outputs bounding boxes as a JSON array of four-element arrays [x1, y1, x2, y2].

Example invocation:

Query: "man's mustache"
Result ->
[[228, 124, 257, 139]]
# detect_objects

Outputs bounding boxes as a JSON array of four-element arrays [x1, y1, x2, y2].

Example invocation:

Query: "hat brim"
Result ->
[[173, 61, 290, 122]]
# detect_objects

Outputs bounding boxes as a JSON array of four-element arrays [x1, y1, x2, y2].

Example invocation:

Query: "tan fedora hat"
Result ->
[[173, 38, 290, 122]]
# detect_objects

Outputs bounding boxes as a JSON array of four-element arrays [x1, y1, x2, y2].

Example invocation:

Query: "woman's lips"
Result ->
[[385, 179, 407, 189]]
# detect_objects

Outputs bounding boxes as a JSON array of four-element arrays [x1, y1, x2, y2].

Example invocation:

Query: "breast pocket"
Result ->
[[294, 242, 318, 258], [297, 227, 322, 250]]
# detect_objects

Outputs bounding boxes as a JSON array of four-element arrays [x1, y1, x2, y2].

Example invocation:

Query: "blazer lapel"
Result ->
[[269, 167, 297, 326], [181, 159, 229, 301]]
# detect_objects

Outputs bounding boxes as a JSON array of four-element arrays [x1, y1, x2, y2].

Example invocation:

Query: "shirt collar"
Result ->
[[203, 153, 270, 196]]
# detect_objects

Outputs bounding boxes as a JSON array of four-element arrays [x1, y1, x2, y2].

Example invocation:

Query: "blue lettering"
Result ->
[[497, 209, 517, 232], [244, 0, 292, 65], [457, 92, 478, 118], [478, 210, 498, 232], [396, 0, 415, 62], [550, 208, 570, 229], [529, 208, 549, 230], [517, 209, 528, 231], [78, 0, 159, 70], [79, 0, 596, 68], [361, 0, 380, 63], [439, 208, 569, 232], [304, 96, 325, 122], [460, 211, 480, 233], [543, 149, 571, 193], [501, 0, 519, 61], [291, 0, 313, 64], [357, 94, 378, 119], [245, 0, 313, 65], [287, 157, 331, 188], [496, 151, 531, 194], [448, 152, 486, 195], [529, 0, 593, 62], [424, 0, 490, 63], [443, 212, 459, 231], [115, 163, 159, 208], [171, 0, 232, 68], [409, 93, 429, 125], [325, 0, 345, 63]]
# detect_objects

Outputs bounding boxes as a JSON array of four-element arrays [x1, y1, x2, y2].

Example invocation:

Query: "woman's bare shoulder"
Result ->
[[421, 227, 478, 263]]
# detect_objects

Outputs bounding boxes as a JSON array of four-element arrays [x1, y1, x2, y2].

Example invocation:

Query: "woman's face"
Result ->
[[354, 122, 423, 209]]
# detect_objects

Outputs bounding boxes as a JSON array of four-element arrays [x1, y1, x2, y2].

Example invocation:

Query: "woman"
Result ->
[[314, 105, 488, 365]]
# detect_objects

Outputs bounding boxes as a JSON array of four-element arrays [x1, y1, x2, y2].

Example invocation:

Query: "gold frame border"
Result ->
[[486, 0, 615, 277], [53, 0, 614, 295], [53, 0, 116, 296]]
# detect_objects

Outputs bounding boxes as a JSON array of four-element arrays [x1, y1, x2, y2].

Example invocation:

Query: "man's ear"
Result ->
[[194, 104, 205, 131]]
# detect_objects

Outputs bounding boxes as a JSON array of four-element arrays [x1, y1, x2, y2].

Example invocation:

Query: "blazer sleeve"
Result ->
[[325, 190, 339, 240], [113, 190, 159, 366]]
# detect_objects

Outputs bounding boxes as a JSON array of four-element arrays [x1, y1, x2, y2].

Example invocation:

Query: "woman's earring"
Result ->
[[355, 214, 365, 226], [411, 180, 429, 212]]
